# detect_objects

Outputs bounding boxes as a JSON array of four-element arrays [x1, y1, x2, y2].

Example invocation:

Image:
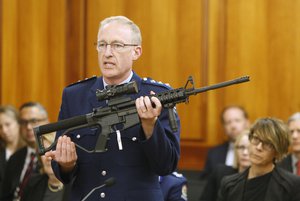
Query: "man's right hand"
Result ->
[[45, 135, 78, 173]]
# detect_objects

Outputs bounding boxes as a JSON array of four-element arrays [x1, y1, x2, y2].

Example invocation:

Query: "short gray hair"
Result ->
[[287, 112, 300, 125], [99, 16, 142, 45]]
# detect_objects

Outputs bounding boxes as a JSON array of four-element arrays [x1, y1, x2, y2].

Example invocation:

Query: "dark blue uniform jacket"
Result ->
[[51, 72, 181, 201]]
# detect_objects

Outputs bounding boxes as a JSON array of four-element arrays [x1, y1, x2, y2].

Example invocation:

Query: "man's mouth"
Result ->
[[103, 61, 116, 68]]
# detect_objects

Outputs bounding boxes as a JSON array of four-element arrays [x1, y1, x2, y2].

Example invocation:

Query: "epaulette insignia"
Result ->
[[141, 77, 172, 89], [172, 172, 183, 178], [67, 75, 97, 87]]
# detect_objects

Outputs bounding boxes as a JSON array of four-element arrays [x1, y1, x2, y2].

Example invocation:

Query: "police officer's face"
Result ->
[[97, 22, 142, 85], [289, 119, 300, 153]]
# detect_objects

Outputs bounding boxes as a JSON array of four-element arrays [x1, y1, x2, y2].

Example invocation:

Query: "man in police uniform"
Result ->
[[160, 172, 188, 201], [45, 16, 181, 201]]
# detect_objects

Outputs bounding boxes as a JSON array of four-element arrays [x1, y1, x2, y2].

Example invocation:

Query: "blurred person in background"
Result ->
[[0, 102, 49, 201], [0, 106, 25, 193], [278, 112, 300, 175], [200, 130, 251, 201], [218, 117, 300, 201], [21, 133, 70, 201], [201, 105, 250, 178]]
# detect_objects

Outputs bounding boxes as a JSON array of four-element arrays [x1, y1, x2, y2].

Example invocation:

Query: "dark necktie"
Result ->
[[297, 160, 300, 176], [17, 153, 36, 198]]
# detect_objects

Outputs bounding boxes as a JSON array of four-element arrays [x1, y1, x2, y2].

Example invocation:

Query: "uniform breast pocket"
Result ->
[[112, 128, 146, 166], [68, 127, 99, 162]]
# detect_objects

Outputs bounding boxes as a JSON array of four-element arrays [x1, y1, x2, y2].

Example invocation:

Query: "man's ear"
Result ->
[[132, 46, 142, 61]]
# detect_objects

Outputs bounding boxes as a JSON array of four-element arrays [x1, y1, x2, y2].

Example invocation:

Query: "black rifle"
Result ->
[[34, 75, 250, 155]]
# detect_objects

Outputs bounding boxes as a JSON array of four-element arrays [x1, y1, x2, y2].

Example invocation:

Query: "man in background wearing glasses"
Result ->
[[46, 16, 181, 201], [0, 102, 49, 201], [278, 112, 300, 176]]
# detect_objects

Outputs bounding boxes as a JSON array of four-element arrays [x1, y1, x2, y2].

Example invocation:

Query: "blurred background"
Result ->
[[1, 0, 300, 172]]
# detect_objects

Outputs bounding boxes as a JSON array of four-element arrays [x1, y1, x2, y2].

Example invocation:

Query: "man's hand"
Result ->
[[45, 135, 77, 173], [135, 91, 162, 139]]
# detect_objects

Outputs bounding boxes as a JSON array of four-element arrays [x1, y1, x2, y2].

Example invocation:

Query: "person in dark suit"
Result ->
[[0, 102, 49, 201], [21, 133, 70, 201], [200, 130, 251, 201], [0, 106, 25, 193], [45, 16, 180, 201], [202, 106, 250, 178], [160, 172, 188, 201], [218, 117, 300, 201], [278, 112, 300, 175]]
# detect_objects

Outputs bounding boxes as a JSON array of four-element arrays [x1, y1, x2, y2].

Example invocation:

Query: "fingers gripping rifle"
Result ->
[[34, 75, 250, 155]]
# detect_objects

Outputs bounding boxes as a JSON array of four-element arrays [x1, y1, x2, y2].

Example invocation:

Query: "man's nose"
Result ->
[[104, 45, 113, 57], [25, 123, 33, 130]]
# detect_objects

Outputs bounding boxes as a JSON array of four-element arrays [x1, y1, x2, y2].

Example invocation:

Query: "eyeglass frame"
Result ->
[[20, 118, 47, 126], [235, 145, 249, 152], [249, 133, 274, 151], [95, 41, 139, 52]]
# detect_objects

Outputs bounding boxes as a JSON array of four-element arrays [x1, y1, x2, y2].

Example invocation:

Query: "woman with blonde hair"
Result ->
[[200, 130, 251, 201], [0, 105, 25, 190], [0, 105, 24, 155], [232, 130, 251, 172], [218, 117, 300, 201]]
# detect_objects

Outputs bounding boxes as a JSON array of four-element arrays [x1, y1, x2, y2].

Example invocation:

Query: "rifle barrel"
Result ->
[[187, 76, 250, 96]]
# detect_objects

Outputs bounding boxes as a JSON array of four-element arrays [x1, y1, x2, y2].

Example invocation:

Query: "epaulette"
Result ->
[[67, 75, 97, 87], [141, 77, 172, 89], [172, 172, 183, 178]]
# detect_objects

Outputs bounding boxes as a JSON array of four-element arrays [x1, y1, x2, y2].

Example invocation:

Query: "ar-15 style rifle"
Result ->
[[34, 75, 250, 155]]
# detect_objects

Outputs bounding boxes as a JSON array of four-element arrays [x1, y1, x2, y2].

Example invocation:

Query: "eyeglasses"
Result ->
[[249, 134, 274, 151], [20, 118, 47, 126], [95, 42, 138, 52]]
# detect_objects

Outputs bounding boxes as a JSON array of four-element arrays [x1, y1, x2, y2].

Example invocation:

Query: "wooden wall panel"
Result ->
[[0, 0, 2, 101], [1, 0, 67, 121], [1, 0, 300, 170], [65, 0, 86, 84], [223, 0, 300, 123]]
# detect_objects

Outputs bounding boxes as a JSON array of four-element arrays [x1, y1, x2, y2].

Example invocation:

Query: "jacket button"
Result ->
[[101, 170, 107, 176], [100, 192, 105, 198], [132, 137, 137, 141], [76, 134, 81, 139]]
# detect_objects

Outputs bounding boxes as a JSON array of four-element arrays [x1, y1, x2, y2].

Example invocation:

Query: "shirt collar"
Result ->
[[103, 71, 133, 88], [292, 154, 299, 167], [27, 146, 35, 154], [228, 141, 235, 150]]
